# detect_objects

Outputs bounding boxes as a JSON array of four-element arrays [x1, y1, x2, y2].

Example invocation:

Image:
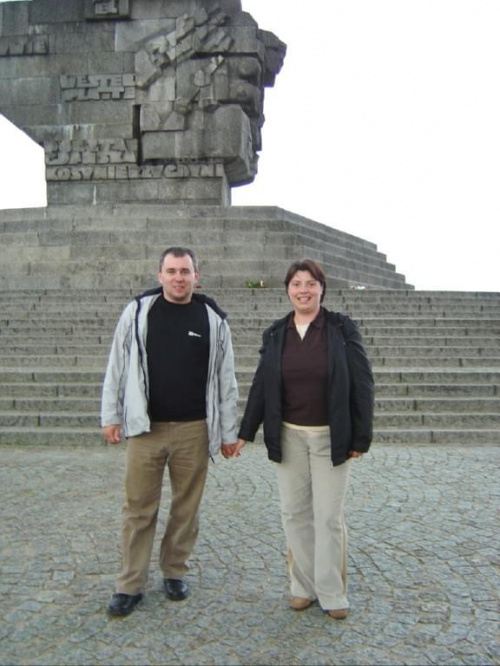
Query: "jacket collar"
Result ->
[[134, 286, 227, 320]]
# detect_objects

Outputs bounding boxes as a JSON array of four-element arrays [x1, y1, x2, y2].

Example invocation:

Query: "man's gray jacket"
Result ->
[[101, 290, 239, 457]]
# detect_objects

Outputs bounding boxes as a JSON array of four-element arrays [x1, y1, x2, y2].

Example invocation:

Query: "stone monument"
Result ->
[[0, 0, 411, 292], [0, 0, 286, 205]]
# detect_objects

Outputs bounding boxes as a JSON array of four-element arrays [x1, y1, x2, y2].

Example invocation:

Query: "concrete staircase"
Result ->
[[0, 204, 410, 290], [0, 287, 499, 446]]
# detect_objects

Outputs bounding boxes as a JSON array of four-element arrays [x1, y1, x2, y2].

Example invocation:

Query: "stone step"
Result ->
[[0, 288, 498, 305], [0, 335, 497, 356], [0, 356, 107, 368], [3, 409, 500, 431], [3, 319, 500, 334], [236, 381, 500, 398], [1, 355, 499, 370], [374, 383, 499, 397], [0, 398, 100, 411], [336, 290, 500, 300], [379, 370, 500, 384], [371, 357, 500, 368], [368, 346, 500, 357], [230, 329, 500, 344], [374, 413, 500, 428], [1, 368, 498, 386], [361, 318, 500, 328], [0, 205, 382, 255], [231, 319, 500, 330], [1, 232, 398, 276], [2, 336, 499, 355], [0, 381, 498, 404], [0, 427, 105, 446], [4, 311, 500, 325], [0, 272, 406, 291], [348, 305, 500, 314], [0, 370, 104, 383], [365, 337, 500, 347], [0, 426, 498, 447], [2, 374, 498, 407], [0, 412, 98, 428], [2, 394, 499, 418], [374, 398, 500, 412], [1, 291, 498, 308], [0, 243, 401, 285], [0, 258, 407, 291], [4, 306, 500, 321], [0, 344, 110, 354], [372, 429, 500, 444], [2, 339, 500, 356], [0, 383, 102, 397]]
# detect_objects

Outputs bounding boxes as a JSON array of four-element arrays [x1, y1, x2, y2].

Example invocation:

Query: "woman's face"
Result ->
[[287, 270, 323, 316]]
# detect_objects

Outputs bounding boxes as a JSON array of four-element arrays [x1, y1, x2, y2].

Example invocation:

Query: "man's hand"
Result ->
[[102, 424, 122, 445], [221, 443, 237, 458], [222, 438, 246, 459]]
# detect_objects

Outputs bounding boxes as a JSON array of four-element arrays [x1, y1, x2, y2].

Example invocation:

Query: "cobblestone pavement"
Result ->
[[0, 443, 499, 666]]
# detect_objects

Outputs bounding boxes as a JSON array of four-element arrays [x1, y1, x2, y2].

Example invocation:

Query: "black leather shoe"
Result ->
[[164, 578, 188, 601], [107, 592, 143, 616]]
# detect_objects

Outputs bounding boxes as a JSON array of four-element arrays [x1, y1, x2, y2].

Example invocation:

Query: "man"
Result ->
[[101, 247, 238, 616]]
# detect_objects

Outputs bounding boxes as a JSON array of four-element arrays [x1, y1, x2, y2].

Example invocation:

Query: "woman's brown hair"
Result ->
[[284, 259, 327, 303]]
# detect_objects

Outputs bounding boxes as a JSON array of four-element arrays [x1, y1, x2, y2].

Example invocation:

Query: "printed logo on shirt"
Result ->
[[188, 331, 202, 338]]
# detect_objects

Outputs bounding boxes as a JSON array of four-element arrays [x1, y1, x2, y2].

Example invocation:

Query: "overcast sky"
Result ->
[[1, 0, 500, 291]]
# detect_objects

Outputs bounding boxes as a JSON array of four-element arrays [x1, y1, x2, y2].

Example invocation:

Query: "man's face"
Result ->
[[158, 253, 199, 304]]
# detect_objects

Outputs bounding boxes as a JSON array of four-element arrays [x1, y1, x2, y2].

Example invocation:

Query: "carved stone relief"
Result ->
[[0, 0, 286, 204]]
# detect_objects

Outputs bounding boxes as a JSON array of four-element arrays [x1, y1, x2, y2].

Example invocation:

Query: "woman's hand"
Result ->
[[349, 450, 363, 459], [224, 438, 246, 458]]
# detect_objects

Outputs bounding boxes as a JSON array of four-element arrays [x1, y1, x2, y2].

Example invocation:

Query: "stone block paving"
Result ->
[[0, 443, 498, 666]]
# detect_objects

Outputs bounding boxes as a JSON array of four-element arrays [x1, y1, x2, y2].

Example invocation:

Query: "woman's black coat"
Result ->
[[238, 308, 375, 466]]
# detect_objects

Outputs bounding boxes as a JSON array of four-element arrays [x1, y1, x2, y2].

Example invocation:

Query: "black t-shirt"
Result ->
[[146, 297, 209, 422]]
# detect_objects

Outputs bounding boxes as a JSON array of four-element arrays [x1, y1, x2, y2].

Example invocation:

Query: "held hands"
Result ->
[[221, 438, 246, 459], [102, 424, 122, 445]]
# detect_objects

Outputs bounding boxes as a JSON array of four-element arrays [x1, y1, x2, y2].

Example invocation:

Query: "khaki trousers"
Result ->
[[116, 420, 209, 595], [275, 425, 352, 611]]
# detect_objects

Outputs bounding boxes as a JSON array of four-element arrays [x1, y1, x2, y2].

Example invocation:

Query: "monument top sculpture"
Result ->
[[0, 0, 286, 205]]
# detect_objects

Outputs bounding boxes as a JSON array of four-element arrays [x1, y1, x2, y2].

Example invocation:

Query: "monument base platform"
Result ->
[[0, 204, 411, 291]]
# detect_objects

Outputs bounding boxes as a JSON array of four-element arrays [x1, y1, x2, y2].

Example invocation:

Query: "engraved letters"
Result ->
[[60, 74, 136, 102], [0, 36, 48, 57], [46, 162, 225, 182], [84, 0, 130, 20], [45, 139, 138, 167]]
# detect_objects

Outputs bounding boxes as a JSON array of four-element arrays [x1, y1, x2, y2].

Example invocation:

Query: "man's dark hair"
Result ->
[[159, 247, 199, 272], [284, 258, 327, 303]]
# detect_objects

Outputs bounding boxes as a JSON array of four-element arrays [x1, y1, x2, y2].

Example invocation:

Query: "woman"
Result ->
[[231, 259, 374, 619]]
